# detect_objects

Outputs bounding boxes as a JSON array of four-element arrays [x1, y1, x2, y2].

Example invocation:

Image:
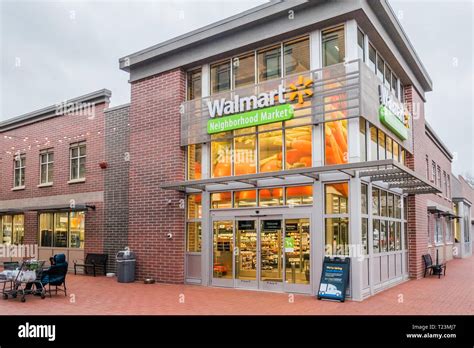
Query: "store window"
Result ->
[[210, 192, 232, 209], [39, 212, 85, 248], [13, 154, 26, 188], [393, 141, 400, 163], [40, 149, 54, 184], [325, 120, 348, 165], [0, 215, 24, 245], [211, 61, 231, 94], [211, 133, 232, 178], [186, 68, 201, 100], [386, 136, 393, 160], [187, 194, 202, 219], [186, 222, 202, 253], [324, 183, 349, 256], [259, 128, 283, 172], [395, 221, 401, 251], [187, 144, 202, 180], [259, 188, 283, 207], [387, 193, 394, 218], [285, 186, 313, 206], [378, 130, 386, 160], [70, 142, 86, 180], [285, 218, 310, 284], [213, 220, 233, 278], [361, 217, 368, 255], [322, 26, 345, 67], [257, 45, 281, 82], [360, 118, 367, 161], [357, 28, 365, 62], [233, 53, 255, 89], [445, 220, 453, 244], [388, 221, 395, 251], [234, 190, 257, 208], [284, 37, 310, 76], [285, 126, 312, 169], [372, 187, 380, 216], [379, 220, 388, 252], [234, 128, 257, 176], [370, 124, 378, 160], [361, 183, 368, 214], [380, 190, 388, 217]]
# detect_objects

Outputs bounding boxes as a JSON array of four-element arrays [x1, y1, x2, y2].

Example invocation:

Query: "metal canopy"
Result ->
[[161, 159, 440, 195], [0, 204, 96, 214]]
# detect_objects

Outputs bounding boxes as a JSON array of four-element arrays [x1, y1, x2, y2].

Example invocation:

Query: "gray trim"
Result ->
[[425, 122, 453, 160], [0, 191, 104, 210], [0, 89, 112, 132]]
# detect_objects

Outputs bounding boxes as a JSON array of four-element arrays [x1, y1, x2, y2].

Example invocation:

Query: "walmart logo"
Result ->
[[288, 75, 313, 104]]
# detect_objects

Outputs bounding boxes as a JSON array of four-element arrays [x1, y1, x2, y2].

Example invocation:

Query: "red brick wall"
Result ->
[[0, 103, 107, 200], [0, 101, 108, 257], [405, 86, 454, 278], [127, 69, 186, 283]]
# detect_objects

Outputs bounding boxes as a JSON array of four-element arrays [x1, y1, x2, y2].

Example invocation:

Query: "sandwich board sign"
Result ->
[[317, 256, 350, 302]]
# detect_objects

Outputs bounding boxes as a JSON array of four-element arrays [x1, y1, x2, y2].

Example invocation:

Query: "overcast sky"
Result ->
[[0, 0, 472, 176]]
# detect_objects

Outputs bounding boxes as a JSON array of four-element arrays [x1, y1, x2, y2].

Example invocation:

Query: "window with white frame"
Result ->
[[40, 149, 54, 184], [70, 142, 86, 180], [13, 154, 26, 188], [431, 161, 436, 182], [357, 28, 365, 62], [445, 219, 453, 243]]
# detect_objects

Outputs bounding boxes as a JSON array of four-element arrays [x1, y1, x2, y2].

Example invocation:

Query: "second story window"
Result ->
[[322, 26, 345, 67], [357, 28, 365, 62], [40, 150, 54, 184], [70, 142, 86, 181], [431, 161, 436, 182], [258, 45, 281, 82], [13, 154, 26, 188], [437, 166, 441, 188], [186, 69, 201, 100]]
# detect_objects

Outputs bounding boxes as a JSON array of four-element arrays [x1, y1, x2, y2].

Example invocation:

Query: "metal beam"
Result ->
[[235, 179, 257, 186], [359, 168, 400, 177], [300, 173, 319, 180]]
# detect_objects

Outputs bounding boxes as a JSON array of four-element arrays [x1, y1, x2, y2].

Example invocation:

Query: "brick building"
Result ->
[[1, 0, 473, 300]]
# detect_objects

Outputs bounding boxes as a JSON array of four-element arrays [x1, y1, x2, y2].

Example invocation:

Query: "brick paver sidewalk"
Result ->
[[1, 257, 472, 315]]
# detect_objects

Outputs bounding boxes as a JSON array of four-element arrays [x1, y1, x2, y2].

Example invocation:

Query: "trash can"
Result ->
[[116, 248, 136, 283]]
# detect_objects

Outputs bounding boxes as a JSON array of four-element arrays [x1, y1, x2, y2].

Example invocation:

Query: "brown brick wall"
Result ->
[[127, 70, 186, 283]]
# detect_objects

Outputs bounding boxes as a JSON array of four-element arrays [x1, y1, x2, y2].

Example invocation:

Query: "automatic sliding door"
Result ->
[[260, 219, 283, 291], [212, 220, 234, 287], [235, 220, 258, 289]]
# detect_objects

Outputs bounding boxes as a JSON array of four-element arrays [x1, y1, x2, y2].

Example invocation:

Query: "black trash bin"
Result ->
[[116, 249, 136, 283]]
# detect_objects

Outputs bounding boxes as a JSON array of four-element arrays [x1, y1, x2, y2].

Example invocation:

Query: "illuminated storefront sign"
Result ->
[[378, 85, 408, 140], [207, 76, 312, 134]]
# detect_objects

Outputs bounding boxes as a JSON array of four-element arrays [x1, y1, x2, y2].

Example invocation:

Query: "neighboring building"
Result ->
[[451, 175, 473, 258], [0, 90, 111, 269], [1, 0, 473, 301]]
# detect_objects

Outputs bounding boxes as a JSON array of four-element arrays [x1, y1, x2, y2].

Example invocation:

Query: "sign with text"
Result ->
[[207, 104, 294, 134], [317, 256, 350, 302]]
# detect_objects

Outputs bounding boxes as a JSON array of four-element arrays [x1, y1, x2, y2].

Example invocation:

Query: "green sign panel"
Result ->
[[285, 237, 295, 252], [207, 104, 294, 134], [379, 106, 408, 140]]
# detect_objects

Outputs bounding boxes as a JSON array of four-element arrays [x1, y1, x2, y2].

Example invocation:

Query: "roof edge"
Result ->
[[425, 121, 453, 160]]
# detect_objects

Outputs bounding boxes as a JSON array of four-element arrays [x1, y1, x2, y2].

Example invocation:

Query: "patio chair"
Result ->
[[74, 253, 108, 276], [422, 254, 446, 278], [41, 254, 68, 297]]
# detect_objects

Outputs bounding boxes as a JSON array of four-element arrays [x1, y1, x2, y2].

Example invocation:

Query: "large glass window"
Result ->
[[14, 154, 26, 188], [234, 190, 257, 208], [70, 142, 86, 180], [233, 53, 255, 89], [39, 212, 85, 248], [325, 183, 349, 214], [372, 187, 380, 216], [213, 220, 233, 278], [186, 193, 202, 252], [259, 129, 283, 172], [187, 144, 202, 180], [380, 220, 388, 252], [1, 216, 12, 244], [187, 194, 202, 219], [285, 126, 312, 169], [434, 217, 443, 244], [211, 61, 231, 94], [40, 150, 54, 184], [186, 68, 201, 100], [257, 45, 281, 82], [325, 120, 348, 165], [384, 65, 392, 89], [1, 215, 23, 245], [322, 26, 345, 67], [285, 218, 310, 284], [69, 212, 85, 248], [361, 217, 368, 255], [210, 192, 232, 209], [324, 182, 349, 256], [370, 124, 378, 160], [361, 183, 368, 215], [373, 219, 380, 253], [368, 44, 376, 73], [234, 128, 257, 175], [211, 133, 232, 178], [13, 215, 24, 245], [259, 188, 283, 207], [376, 54, 384, 81], [284, 37, 310, 76], [285, 186, 313, 206], [325, 218, 349, 256]]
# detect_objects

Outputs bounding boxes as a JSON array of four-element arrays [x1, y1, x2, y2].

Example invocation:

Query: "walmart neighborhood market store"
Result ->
[[119, 0, 450, 300]]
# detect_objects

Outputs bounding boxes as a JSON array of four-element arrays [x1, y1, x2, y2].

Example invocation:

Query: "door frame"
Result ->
[[234, 217, 259, 290]]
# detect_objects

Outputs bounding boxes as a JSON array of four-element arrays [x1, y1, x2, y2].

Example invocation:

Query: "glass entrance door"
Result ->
[[259, 219, 284, 291], [235, 219, 258, 289], [212, 220, 234, 287]]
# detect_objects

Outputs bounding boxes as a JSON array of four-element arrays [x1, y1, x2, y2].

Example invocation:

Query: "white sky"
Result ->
[[0, 0, 472, 175]]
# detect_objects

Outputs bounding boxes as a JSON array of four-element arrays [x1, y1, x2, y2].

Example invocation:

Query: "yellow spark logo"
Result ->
[[288, 75, 314, 104], [404, 114, 410, 128]]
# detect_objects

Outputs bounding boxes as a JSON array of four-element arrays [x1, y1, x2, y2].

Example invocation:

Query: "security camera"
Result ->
[[166, 233, 173, 239], [255, 210, 260, 214]]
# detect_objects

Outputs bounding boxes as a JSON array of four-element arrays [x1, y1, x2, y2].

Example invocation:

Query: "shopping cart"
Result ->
[[3, 260, 46, 302]]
